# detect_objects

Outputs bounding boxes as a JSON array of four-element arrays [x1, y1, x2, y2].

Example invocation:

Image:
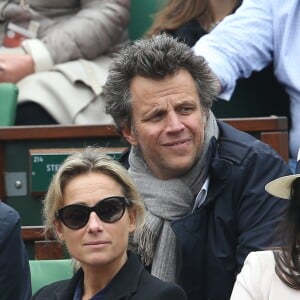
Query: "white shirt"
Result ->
[[193, 176, 210, 211], [194, 0, 300, 159], [230, 251, 300, 300]]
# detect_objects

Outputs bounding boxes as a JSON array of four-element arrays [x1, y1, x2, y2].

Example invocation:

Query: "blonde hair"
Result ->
[[146, 0, 209, 36], [43, 147, 145, 239], [146, 0, 240, 36]]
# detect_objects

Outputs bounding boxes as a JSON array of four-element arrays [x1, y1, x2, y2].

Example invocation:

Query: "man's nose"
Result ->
[[165, 111, 185, 132]]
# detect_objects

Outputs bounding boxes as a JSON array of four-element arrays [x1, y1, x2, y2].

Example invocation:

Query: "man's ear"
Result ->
[[122, 127, 138, 146]]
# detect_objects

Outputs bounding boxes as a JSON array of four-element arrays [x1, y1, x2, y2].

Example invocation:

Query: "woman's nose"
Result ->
[[86, 211, 104, 232]]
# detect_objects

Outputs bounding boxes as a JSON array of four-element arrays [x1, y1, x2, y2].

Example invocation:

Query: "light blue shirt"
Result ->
[[193, 0, 300, 159]]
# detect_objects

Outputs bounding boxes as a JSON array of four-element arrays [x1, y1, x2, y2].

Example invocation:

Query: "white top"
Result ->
[[193, 0, 300, 159], [230, 251, 300, 300], [193, 176, 210, 211]]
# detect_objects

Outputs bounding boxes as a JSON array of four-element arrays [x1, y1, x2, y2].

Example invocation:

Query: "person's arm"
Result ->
[[0, 53, 34, 83], [230, 251, 274, 300], [0, 202, 31, 300], [0, 0, 129, 78], [21, 0, 130, 71], [193, 0, 273, 100]]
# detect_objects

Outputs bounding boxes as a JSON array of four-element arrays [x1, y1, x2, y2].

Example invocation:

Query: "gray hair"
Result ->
[[103, 33, 218, 133], [43, 147, 145, 239]]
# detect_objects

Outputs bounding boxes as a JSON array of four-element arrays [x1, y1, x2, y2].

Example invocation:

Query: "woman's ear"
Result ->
[[128, 209, 137, 233], [54, 220, 65, 241]]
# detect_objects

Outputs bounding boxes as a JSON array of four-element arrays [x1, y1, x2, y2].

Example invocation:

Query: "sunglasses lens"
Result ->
[[59, 206, 90, 229], [96, 197, 126, 223], [56, 197, 129, 229]]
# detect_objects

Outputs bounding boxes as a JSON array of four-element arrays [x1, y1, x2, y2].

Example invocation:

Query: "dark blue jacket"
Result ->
[[32, 251, 187, 300], [0, 202, 31, 300], [120, 120, 290, 299], [171, 121, 290, 299]]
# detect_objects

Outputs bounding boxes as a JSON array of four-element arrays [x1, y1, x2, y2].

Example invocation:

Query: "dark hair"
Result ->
[[275, 177, 300, 289], [103, 34, 218, 133]]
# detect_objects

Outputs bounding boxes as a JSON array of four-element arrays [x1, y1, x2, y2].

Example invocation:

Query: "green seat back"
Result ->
[[29, 259, 73, 295], [0, 83, 18, 126], [128, 0, 166, 40]]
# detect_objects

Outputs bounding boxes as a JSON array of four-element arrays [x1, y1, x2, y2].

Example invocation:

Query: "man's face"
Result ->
[[122, 69, 207, 180]]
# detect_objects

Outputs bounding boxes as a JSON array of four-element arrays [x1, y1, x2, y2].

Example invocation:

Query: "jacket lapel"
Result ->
[[104, 251, 144, 299]]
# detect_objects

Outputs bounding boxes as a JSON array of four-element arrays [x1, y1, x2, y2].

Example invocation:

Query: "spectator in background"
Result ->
[[146, 0, 289, 121], [194, 0, 299, 164], [0, 0, 129, 125], [32, 149, 187, 300], [103, 34, 291, 300], [146, 0, 242, 47], [0, 201, 31, 300], [231, 150, 300, 299]]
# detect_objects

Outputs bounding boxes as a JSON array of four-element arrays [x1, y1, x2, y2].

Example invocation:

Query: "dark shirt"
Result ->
[[73, 277, 109, 300]]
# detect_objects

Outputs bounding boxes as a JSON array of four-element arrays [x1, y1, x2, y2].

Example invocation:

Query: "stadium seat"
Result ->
[[0, 83, 18, 126], [29, 259, 73, 294]]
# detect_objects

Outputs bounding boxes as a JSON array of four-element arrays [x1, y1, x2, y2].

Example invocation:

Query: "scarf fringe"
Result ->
[[134, 226, 157, 266]]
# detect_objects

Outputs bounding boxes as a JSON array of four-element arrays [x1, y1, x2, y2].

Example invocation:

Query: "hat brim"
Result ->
[[265, 174, 300, 199]]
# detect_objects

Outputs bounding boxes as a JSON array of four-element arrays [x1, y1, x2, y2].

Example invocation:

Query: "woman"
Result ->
[[0, 0, 129, 125], [230, 151, 300, 299], [146, 0, 241, 46], [32, 148, 187, 300]]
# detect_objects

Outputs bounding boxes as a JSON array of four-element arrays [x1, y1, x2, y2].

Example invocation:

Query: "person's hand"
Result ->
[[0, 53, 34, 83]]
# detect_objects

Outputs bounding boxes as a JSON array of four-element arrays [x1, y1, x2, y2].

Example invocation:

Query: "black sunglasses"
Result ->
[[55, 196, 132, 230]]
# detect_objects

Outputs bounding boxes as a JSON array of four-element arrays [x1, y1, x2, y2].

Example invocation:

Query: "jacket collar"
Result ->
[[55, 251, 143, 300], [204, 120, 251, 206]]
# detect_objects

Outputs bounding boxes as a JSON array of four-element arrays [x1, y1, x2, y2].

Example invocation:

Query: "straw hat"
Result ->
[[265, 174, 300, 199], [265, 149, 300, 199]]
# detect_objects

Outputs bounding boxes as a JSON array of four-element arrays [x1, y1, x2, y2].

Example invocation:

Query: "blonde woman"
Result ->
[[32, 148, 187, 300]]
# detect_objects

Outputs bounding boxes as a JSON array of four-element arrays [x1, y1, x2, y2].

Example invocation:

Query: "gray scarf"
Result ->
[[129, 111, 219, 282]]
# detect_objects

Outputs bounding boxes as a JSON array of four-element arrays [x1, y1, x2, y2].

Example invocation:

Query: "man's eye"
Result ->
[[149, 112, 164, 122], [179, 107, 194, 114]]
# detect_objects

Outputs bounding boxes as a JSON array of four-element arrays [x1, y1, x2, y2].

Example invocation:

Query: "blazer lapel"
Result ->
[[104, 251, 144, 300]]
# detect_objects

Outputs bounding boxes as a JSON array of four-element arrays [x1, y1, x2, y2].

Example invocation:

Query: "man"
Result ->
[[103, 34, 290, 299], [0, 201, 31, 299], [193, 0, 300, 164]]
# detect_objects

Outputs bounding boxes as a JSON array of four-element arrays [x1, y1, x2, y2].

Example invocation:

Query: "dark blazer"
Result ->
[[0, 202, 31, 300], [171, 121, 290, 299], [32, 251, 187, 300]]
